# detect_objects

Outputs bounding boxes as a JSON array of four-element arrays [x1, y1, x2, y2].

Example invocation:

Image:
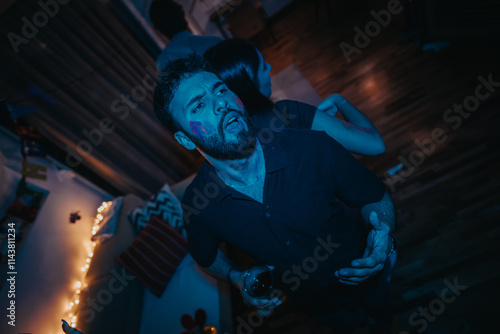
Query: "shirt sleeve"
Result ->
[[274, 100, 316, 129], [325, 134, 386, 207]]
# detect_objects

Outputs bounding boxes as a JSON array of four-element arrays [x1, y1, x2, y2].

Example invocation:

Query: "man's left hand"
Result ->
[[334, 211, 391, 285]]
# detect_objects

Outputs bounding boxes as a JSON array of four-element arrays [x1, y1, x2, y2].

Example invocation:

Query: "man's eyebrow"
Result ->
[[185, 91, 205, 111], [185, 81, 225, 111], [212, 81, 225, 91]]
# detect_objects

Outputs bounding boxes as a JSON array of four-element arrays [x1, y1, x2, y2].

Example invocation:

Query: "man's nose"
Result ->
[[214, 98, 228, 115]]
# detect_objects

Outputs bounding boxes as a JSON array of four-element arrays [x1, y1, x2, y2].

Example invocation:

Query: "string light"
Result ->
[[64, 201, 112, 328]]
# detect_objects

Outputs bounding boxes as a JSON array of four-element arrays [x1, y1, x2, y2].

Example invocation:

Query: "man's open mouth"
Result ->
[[223, 111, 242, 132]]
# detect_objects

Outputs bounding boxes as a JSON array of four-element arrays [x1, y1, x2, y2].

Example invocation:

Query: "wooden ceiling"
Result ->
[[0, 0, 203, 198]]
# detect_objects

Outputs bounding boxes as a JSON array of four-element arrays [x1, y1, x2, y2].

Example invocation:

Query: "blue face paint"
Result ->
[[190, 121, 216, 136]]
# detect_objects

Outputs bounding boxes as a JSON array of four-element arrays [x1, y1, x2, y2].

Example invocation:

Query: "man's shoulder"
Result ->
[[183, 162, 211, 200], [274, 99, 314, 111], [274, 127, 334, 144], [270, 128, 346, 160]]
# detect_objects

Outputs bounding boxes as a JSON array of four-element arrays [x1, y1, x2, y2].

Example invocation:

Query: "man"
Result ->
[[153, 55, 396, 333], [149, 0, 222, 71]]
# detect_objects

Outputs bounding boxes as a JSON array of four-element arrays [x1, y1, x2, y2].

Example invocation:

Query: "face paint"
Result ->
[[234, 95, 244, 110], [341, 120, 372, 133], [190, 121, 216, 137]]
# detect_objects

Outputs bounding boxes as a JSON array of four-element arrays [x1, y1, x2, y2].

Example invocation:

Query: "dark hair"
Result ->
[[149, 0, 189, 39], [204, 38, 273, 113], [154, 54, 216, 133]]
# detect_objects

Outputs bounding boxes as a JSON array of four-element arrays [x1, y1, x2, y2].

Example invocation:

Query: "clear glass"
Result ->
[[242, 265, 274, 298]]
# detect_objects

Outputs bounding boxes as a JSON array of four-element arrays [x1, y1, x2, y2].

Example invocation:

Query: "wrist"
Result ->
[[226, 267, 243, 287], [387, 232, 397, 257]]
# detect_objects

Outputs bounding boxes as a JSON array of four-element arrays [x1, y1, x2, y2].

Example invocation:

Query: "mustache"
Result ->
[[218, 107, 247, 131]]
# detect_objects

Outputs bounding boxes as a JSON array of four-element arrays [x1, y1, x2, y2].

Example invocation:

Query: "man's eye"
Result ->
[[194, 102, 204, 112], [218, 88, 227, 95]]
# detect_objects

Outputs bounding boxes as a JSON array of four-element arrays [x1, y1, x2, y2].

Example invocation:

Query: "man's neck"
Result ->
[[206, 140, 265, 188]]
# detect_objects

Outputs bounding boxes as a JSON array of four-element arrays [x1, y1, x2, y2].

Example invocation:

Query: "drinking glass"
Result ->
[[242, 265, 274, 298]]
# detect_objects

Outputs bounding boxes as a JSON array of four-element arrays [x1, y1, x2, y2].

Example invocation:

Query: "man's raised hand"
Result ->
[[334, 211, 391, 285]]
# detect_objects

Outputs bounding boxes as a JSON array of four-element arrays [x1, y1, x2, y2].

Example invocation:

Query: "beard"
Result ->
[[186, 108, 257, 160]]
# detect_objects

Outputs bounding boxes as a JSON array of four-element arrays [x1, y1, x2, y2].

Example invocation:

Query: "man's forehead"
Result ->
[[170, 71, 222, 117], [182, 71, 220, 88]]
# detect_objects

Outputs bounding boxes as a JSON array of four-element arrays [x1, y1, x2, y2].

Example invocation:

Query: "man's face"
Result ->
[[170, 71, 256, 160]]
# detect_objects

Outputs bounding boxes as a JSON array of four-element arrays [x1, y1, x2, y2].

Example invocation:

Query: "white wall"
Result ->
[[0, 126, 111, 334]]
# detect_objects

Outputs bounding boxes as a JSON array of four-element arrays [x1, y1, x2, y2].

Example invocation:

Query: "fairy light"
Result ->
[[64, 201, 113, 327]]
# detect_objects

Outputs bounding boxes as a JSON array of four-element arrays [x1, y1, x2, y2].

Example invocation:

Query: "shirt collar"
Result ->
[[261, 134, 288, 173], [202, 131, 288, 202]]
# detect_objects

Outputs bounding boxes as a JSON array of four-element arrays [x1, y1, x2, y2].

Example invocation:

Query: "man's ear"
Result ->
[[174, 131, 196, 150]]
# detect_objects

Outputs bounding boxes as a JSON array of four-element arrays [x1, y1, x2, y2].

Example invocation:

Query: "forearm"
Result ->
[[315, 94, 385, 155], [361, 191, 396, 232], [341, 101, 375, 128], [203, 249, 243, 286]]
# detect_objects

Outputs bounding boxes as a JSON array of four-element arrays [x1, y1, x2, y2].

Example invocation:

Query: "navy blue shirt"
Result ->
[[250, 100, 316, 130], [182, 128, 386, 314]]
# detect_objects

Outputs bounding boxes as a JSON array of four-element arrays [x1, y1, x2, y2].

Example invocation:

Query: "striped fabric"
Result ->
[[127, 183, 184, 236], [115, 215, 188, 297]]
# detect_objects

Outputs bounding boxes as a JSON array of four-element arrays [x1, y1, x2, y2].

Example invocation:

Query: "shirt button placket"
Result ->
[[264, 204, 270, 218]]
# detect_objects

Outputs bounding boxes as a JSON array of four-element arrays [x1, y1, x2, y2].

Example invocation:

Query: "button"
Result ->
[[265, 212, 270, 218]]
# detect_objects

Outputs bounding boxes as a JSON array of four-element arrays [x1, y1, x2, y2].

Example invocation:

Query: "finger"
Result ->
[[337, 272, 379, 285], [339, 270, 380, 281], [338, 279, 360, 286], [350, 255, 384, 269], [362, 245, 371, 258], [369, 211, 381, 229], [247, 296, 279, 308], [325, 106, 339, 116], [316, 99, 331, 110], [335, 265, 384, 279], [259, 297, 283, 311], [257, 308, 272, 317], [271, 298, 283, 308]]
